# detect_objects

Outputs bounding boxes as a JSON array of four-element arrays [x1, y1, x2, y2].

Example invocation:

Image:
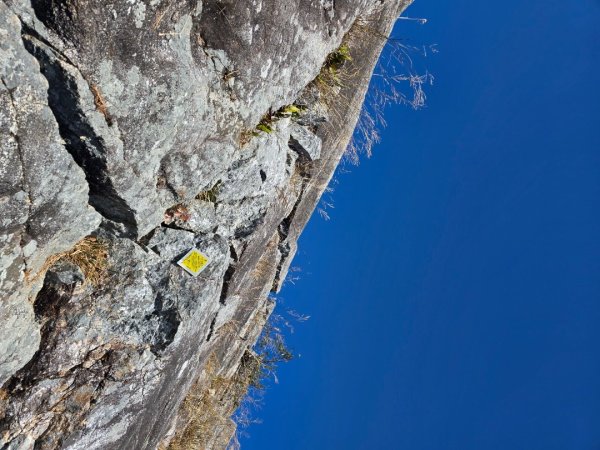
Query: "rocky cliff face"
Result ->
[[0, 1, 410, 448]]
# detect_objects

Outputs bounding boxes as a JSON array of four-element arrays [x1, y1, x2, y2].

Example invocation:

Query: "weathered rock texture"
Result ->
[[0, 0, 410, 448]]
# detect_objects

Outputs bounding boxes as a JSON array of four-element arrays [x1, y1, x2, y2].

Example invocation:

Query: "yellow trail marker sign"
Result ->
[[177, 248, 209, 276]]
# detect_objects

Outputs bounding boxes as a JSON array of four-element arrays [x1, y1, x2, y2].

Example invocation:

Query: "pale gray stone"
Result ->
[[289, 122, 323, 161]]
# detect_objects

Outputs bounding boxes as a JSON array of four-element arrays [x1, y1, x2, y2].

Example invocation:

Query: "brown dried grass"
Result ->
[[29, 236, 109, 287], [168, 353, 256, 450]]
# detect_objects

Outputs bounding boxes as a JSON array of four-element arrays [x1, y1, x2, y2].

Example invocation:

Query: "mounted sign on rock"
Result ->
[[177, 248, 210, 276]]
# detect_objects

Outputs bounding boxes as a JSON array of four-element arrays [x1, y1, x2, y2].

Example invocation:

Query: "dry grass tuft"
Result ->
[[30, 236, 109, 287], [344, 16, 434, 164], [168, 352, 260, 450], [238, 128, 255, 147], [0, 388, 8, 421], [306, 17, 434, 165], [168, 376, 230, 450], [169, 313, 296, 449], [311, 43, 359, 116], [251, 238, 279, 282], [215, 320, 241, 339]]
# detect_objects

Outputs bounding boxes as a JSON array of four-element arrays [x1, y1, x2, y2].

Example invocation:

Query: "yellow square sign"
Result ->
[[177, 248, 209, 276]]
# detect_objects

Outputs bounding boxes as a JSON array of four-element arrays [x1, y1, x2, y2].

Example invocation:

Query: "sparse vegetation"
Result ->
[[0, 388, 8, 421], [170, 15, 433, 449], [278, 104, 303, 117], [346, 17, 434, 163], [256, 104, 304, 135], [306, 17, 434, 165], [238, 128, 255, 147], [315, 42, 354, 92], [196, 181, 221, 203], [239, 104, 305, 146], [167, 355, 233, 450], [30, 236, 109, 286], [308, 40, 360, 121], [242, 317, 294, 389], [168, 313, 295, 450], [222, 67, 238, 83], [256, 121, 274, 134], [229, 312, 296, 446]]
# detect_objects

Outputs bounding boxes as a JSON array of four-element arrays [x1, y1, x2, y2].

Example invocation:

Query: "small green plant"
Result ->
[[326, 43, 353, 67], [196, 181, 221, 203], [254, 111, 276, 135], [251, 103, 305, 139], [316, 43, 353, 88], [255, 122, 274, 134], [277, 104, 303, 117]]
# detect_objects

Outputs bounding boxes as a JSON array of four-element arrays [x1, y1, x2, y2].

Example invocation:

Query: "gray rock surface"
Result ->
[[0, 3, 100, 387], [289, 122, 323, 162], [0, 0, 412, 448]]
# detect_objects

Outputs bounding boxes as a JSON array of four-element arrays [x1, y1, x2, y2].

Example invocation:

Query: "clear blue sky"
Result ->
[[242, 1, 600, 449]]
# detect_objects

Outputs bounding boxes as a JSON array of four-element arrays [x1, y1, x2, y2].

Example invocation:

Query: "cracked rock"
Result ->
[[0, 4, 100, 386], [0, 0, 411, 448], [289, 122, 323, 161]]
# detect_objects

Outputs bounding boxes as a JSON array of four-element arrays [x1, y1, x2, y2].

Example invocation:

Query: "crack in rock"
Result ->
[[20, 34, 138, 236]]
